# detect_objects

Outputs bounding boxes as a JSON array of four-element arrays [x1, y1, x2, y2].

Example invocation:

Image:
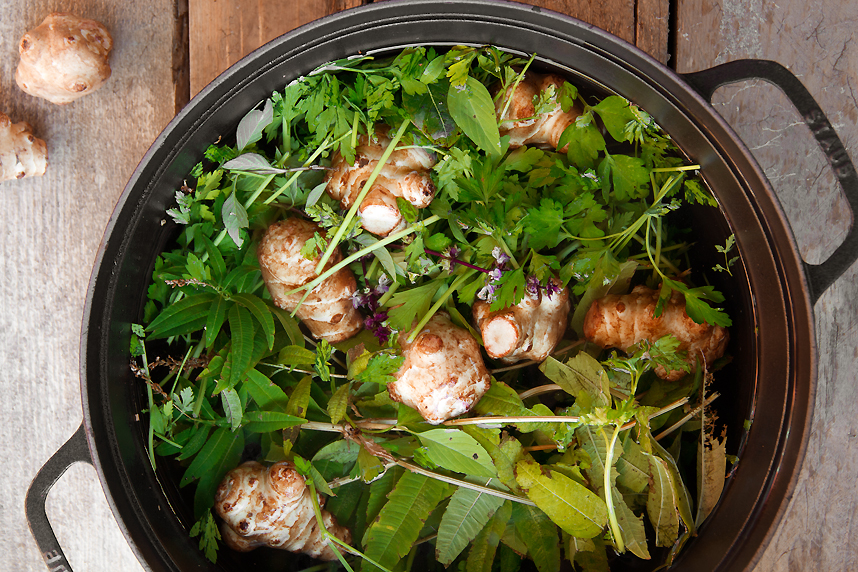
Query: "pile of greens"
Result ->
[[130, 45, 735, 572]]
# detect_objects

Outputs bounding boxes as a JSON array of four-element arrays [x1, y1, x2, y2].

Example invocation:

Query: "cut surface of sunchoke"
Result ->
[[473, 279, 570, 364], [388, 312, 491, 424], [258, 217, 363, 343], [325, 127, 436, 236], [0, 111, 47, 181], [215, 460, 351, 559], [16, 12, 113, 105], [583, 285, 729, 381], [495, 71, 583, 151]]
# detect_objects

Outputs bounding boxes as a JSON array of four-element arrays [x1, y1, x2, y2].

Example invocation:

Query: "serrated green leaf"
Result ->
[[276, 345, 316, 366], [220, 388, 243, 432], [232, 293, 275, 350], [386, 281, 442, 332], [645, 453, 680, 547], [328, 384, 350, 424], [244, 368, 290, 410], [417, 429, 496, 478], [147, 292, 217, 339], [205, 296, 232, 348], [539, 355, 611, 408], [436, 479, 506, 565], [271, 306, 304, 347], [515, 459, 607, 539], [285, 375, 312, 419], [616, 436, 650, 494], [362, 471, 448, 572], [190, 428, 244, 519], [511, 502, 560, 572], [176, 425, 212, 461], [355, 352, 404, 385], [466, 500, 512, 572], [610, 486, 650, 559], [226, 303, 255, 388], [242, 410, 305, 433], [448, 76, 502, 158]]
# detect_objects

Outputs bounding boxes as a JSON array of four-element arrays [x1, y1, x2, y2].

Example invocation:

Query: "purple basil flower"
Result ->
[[489, 268, 503, 282], [492, 246, 510, 267], [526, 275, 541, 296]]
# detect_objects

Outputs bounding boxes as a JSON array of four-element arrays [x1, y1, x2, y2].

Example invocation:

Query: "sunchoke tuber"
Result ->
[[0, 111, 47, 181], [215, 460, 351, 559], [583, 285, 729, 381], [258, 217, 363, 343], [495, 71, 582, 151], [388, 312, 491, 424], [473, 278, 570, 364], [325, 127, 436, 236], [16, 12, 113, 105]]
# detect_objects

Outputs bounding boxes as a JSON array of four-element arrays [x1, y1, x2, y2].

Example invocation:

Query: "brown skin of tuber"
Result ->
[[325, 126, 436, 236], [16, 12, 113, 105], [215, 461, 352, 560], [473, 278, 571, 364], [0, 111, 47, 181], [388, 312, 491, 424], [495, 72, 583, 152], [583, 285, 729, 381], [258, 217, 363, 343]]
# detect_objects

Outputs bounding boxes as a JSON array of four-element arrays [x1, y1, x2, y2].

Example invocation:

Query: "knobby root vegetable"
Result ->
[[215, 460, 352, 560], [583, 285, 729, 381], [388, 312, 491, 424], [495, 71, 582, 151], [258, 217, 363, 343], [0, 111, 47, 181], [16, 12, 113, 105], [473, 278, 570, 364], [325, 127, 436, 236]]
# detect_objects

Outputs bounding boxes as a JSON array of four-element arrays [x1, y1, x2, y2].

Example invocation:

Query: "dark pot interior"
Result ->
[[80, 1, 815, 571]]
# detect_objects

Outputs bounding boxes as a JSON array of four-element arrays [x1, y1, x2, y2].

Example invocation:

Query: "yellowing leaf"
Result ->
[[515, 458, 607, 539], [417, 429, 497, 478], [645, 453, 680, 547]]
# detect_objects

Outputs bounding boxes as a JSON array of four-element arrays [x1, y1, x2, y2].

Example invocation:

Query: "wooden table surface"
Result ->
[[1, 0, 855, 570]]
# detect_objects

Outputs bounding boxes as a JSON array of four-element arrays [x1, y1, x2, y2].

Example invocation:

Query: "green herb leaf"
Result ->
[[645, 453, 680, 547], [417, 428, 497, 478], [386, 281, 442, 332], [244, 368, 290, 410], [232, 293, 275, 350], [243, 410, 306, 433], [436, 479, 507, 565], [448, 76, 502, 158], [220, 388, 243, 432], [466, 500, 512, 572], [236, 98, 274, 150], [355, 352, 405, 385], [327, 383, 351, 425], [511, 502, 561, 572], [226, 303, 255, 389], [277, 345, 316, 366], [539, 354, 611, 408], [147, 292, 217, 339], [222, 192, 249, 248], [362, 471, 448, 572]]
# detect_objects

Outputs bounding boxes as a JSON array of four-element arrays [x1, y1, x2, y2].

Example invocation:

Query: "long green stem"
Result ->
[[603, 424, 625, 553], [289, 215, 440, 316], [406, 268, 477, 343], [314, 119, 411, 275]]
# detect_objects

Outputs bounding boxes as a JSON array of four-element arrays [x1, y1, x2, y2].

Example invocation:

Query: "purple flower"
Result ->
[[489, 268, 503, 282], [492, 246, 511, 267], [477, 283, 497, 302], [526, 275, 541, 296], [544, 280, 561, 300]]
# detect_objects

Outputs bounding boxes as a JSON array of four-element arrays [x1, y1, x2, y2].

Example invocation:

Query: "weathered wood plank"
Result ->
[[525, 0, 637, 45], [676, 2, 858, 571], [189, 0, 365, 95], [636, 0, 670, 64], [0, 1, 180, 571]]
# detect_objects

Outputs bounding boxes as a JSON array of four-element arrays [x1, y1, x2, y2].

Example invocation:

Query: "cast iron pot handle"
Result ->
[[26, 423, 90, 572], [682, 59, 858, 303]]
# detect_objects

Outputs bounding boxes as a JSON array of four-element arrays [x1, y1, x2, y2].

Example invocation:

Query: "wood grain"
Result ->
[[189, 0, 365, 95], [676, 1, 858, 571], [0, 1, 179, 571]]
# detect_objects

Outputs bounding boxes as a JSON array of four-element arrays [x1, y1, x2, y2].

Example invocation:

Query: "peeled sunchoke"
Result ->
[[215, 460, 351, 559], [16, 12, 113, 105], [583, 285, 729, 381], [473, 278, 570, 364], [258, 217, 363, 343], [495, 71, 582, 151], [388, 312, 491, 424], [0, 111, 47, 181], [325, 127, 436, 236]]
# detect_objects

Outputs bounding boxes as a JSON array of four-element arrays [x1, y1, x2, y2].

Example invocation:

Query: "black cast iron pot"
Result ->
[[26, 1, 858, 571]]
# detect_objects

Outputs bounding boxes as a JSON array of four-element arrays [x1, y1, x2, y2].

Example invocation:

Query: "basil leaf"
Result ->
[[447, 76, 502, 158]]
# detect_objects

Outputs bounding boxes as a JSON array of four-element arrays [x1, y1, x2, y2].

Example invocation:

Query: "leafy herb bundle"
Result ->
[[132, 45, 732, 572]]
